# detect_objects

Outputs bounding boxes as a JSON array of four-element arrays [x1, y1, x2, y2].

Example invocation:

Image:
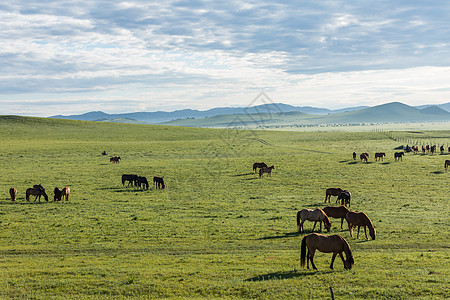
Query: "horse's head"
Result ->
[[324, 219, 331, 232], [344, 257, 354, 270], [370, 227, 376, 240], [43, 192, 49, 202]]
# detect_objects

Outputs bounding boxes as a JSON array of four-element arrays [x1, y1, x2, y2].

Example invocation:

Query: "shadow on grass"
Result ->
[[97, 187, 149, 193], [380, 162, 390, 165], [430, 171, 444, 174], [233, 172, 254, 177], [246, 269, 333, 281], [258, 231, 300, 240], [347, 161, 358, 165]]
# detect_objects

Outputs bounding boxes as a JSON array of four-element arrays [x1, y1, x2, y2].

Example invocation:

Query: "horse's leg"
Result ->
[[310, 249, 318, 270], [338, 251, 346, 269], [348, 222, 353, 237], [299, 220, 305, 233], [357, 226, 361, 239], [364, 226, 368, 239], [340, 218, 344, 229], [330, 252, 337, 269], [312, 221, 317, 232]]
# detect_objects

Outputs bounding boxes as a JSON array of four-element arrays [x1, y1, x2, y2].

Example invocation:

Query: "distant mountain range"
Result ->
[[50, 101, 450, 127]]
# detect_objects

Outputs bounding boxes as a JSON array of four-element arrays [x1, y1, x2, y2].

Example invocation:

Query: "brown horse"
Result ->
[[325, 187, 343, 203], [9, 187, 17, 202], [394, 152, 404, 161], [259, 165, 274, 178], [346, 211, 376, 240], [360, 153, 368, 162], [336, 190, 351, 206], [61, 187, 70, 201], [26, 185, 48, 202], [374, 152, 386, 161], [445, 160, 450, 170], [297, 208, 331, 233], [300, 233, 354, 270], [252, 162, 268, 173], [110, 156, 121, 163], [54, 187, 62, 201], [352, 152, 357, 160], [323, 206, 350, 229]]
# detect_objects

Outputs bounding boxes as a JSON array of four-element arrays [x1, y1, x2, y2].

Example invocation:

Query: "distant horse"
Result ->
[[422, 145, 426, 154], [360, 153, 368, 162], [323, 206, 350, 229], [345, 211, 376, 240], [9, 187, 17, 202], [445, 160, 450, 170], [252, 162, 268, 173], [374, 152, 386, 161], [431, 145, 436, 155], [122, 174, 138, 187], [297, 208, 331, 233], [110, 156, 121, 163], [26, 185, 48, 202], [137, 176, 149, 189], [448, 147, 450, 153], [336, 190, 351, 206], [259, 165, 275, 178], [102, 151, 107, 156], [325, 187, 343, 203], [411, 146, 419, 154], [440, 145, 444, 154], [352, 152, 356, 160], [394, 152, 404, 161], [54, 187, 62, 201], [61, 187, 70, 201], [300, 233, 354, 270], [153, 177, 165, 189]]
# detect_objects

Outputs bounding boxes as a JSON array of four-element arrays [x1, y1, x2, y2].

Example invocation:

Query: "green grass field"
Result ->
[[0, 116, 449, 299]]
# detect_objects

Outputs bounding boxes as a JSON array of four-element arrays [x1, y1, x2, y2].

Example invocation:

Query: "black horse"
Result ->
[[153, 176, 165, 189], [252, 162, 268, 173], [394, 152, 404, 161], [137, 176, 149, 189], [122, 174, 138, 187], [337, 190, 351, 206]]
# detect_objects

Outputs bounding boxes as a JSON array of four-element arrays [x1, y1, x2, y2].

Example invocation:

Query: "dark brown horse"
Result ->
[[445, 160, 450, 170], [153, 176, 165, 189], [110, 156, 121, 163], [360, 153, 368, 162], [352, 152, 357, 160], [252, 162, 268, 173], [54, 187, 70, 201], [346, 211, 376, 240], [394, 152, 404, 161], [323, 206, 350, 229], [137, 176, 149, 189], [122, 174, 138, 187], [325, 187, 343, 203], [54, 187, 62, 201], [336, 190, 351, 206], [297, 208, 331, 233], [9, 187, 17, 202], [374, 152, 386, 161], [259, 165, 274, 178], [26, 185, 48, 202], [300, 233, 354, 270]]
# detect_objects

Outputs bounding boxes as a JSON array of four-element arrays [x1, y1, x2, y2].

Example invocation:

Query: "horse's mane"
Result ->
[[339, 235, 354, 266], [318, 208, 331, 225]]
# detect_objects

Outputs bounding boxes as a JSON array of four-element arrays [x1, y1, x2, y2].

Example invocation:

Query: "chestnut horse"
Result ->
[[346, 211, 376, 240], [9, 187, 17, 202], [297, 208, 331, 233], [61, 187, 70, 201], [300, 233, 354, 270], [325, 187, 343, 203], [252, 162, 268, 173], [323, 206, 350, 229], [26, 185, 48, 202], [445, 160, 450, 170], [259, 165, 275, 178]]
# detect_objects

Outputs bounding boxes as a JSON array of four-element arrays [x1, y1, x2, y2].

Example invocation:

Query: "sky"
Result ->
[[1, 1, 450, 117]]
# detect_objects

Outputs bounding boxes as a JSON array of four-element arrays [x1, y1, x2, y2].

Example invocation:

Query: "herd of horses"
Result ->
[[122, 174, 165, 190], [9, 184, 70, 203]]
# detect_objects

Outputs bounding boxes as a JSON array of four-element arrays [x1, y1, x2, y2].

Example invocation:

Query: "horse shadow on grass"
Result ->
[[233, 172, 254, 177], [246, 269, 333, 282], [97, 187, 149, 193], [258, 231, 299, 240], [431, 171, 444, 174]]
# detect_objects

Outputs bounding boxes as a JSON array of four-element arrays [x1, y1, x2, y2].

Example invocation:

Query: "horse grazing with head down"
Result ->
[[336, 190, 351, 206], [259, 165, 274, 178], [323, 206, 350, 229], [346, 211, 376, 240], [9, 187, 17, 202], [137, 176, 149, 189], [26, 185, 48, 202], [445, 160, 450, 170], [297, 208, 331, 233], [300, 233, 354, 270], [325, 187, 343, 203], [252, 162, 268, 173], [153, 177, 165, 189]]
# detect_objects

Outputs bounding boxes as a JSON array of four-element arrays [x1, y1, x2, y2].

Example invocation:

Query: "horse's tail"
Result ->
[[300, 235, 307, 268], [341, 236, 354, 269], [296, 211, 301, 230]]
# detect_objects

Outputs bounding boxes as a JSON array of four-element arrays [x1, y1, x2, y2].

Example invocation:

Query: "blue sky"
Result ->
[[1, 1, 450, 116]]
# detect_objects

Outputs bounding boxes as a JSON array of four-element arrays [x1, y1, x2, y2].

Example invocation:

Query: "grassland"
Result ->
[[0, 115, 449, 299]]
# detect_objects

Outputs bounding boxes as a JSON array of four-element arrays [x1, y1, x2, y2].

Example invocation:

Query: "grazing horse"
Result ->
[[352, 152, 356, 160], [440, 145, 444, 154], [411, 146, 419, 154], [345, 211, 376, 240], [394, 152, 404, 161], [325, 187, 343, 203], [422, 145, 426, 154], [374, 152, 386, 161], [153, 177, 165, 189], [26, 185, 48, 202], [54, 187, 62, 201], [252, 162, 268, 173], [300, 233, 354, 270], [445, 160, 450, 170], [323, 206, 350, 229], [431, 145, 436, 155], [110, 156, 121, 163], [61, 187, 70, 201], [297, 208, 331, 233], [9, 187, 17, 202], [122, 174, 138, 187], [137, 176, 149, 189], [259, 165, 275, 178], [360, 153, 368, 162], [336, 190, 351, 206]]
